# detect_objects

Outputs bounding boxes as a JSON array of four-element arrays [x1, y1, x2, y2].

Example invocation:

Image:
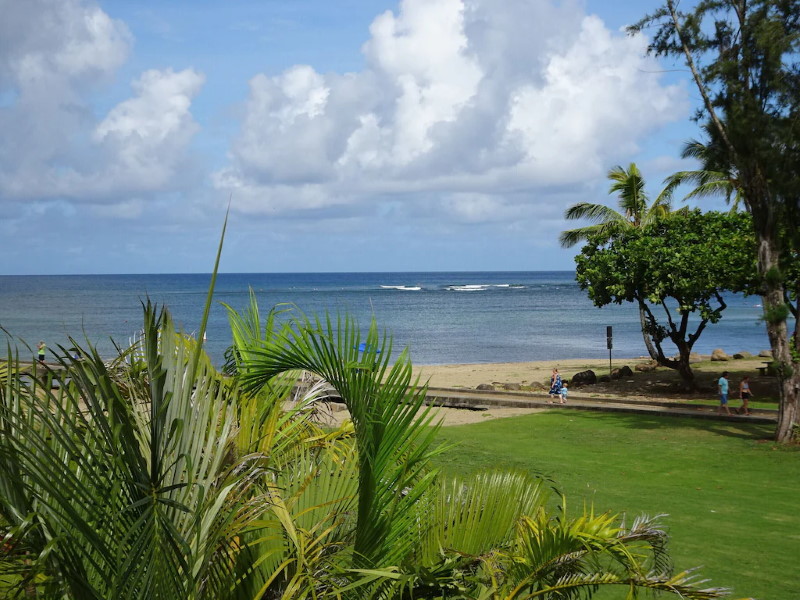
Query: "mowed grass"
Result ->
[[432, 410, 799, 600]]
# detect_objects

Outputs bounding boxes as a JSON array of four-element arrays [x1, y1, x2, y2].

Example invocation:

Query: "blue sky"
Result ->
[[0, 0, 716, 275]]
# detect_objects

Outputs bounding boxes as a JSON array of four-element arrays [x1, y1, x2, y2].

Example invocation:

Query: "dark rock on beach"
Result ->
[[571, 370, 597, 387], [610, 366, 633, 380], [476, 383, 495, 391]]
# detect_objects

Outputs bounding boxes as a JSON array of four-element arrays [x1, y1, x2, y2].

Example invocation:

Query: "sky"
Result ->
[[0, 0, 718, 275]]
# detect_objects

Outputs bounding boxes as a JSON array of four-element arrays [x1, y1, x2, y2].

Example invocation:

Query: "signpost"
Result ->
[[606, 326, 613, 374]]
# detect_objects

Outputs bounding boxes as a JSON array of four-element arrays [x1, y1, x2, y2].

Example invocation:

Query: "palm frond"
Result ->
[[563, 202, 626, 225], [607, 163, 648, 223], [225, 300, 445, 570], [417, 470, 550, 564]]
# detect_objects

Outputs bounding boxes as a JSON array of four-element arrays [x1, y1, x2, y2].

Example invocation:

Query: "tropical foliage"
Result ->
[[575, 210, 758, 389], [0, 295, 732, 597]]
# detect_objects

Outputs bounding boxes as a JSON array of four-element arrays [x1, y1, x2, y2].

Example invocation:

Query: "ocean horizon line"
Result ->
[[1, 269, 578, 278]]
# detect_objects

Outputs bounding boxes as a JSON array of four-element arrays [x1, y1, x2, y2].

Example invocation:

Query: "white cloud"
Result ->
[[0, 0, 130, 85], [0, 0, 203, 210], [91, 68, 205, 192], [216, 0, 687, 221]]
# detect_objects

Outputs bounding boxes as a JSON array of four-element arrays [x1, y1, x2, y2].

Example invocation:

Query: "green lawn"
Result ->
[[432, 411, 799, 600]]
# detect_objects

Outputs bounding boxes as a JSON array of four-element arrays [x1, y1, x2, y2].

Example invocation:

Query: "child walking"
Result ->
[[559, 382, 568, 404]]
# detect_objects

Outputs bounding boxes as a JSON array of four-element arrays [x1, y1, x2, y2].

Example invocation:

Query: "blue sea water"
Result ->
[[0, 271, 771, 366]]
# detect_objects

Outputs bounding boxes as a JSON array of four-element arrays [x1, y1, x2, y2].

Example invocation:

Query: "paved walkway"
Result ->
[[424, 386, 777, 424]]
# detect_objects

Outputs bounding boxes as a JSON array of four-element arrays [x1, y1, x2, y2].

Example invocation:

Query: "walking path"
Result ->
[[424, 386, 777, 424]]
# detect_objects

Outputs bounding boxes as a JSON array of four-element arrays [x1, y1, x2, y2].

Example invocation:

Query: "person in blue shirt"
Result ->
[[717, 371, 731, 415], [559, 382, 568, 404]]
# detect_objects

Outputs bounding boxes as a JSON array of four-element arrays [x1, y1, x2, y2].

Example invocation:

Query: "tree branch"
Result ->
[[666, 0, 738, 160]]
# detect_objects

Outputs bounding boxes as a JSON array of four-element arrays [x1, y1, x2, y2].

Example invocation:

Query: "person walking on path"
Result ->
[[548, 368, 562, 403], [559, 381, 568, 404], [37, 341, 46, 363], [717, 371, 731, 416], [738, 375, 753, 416]]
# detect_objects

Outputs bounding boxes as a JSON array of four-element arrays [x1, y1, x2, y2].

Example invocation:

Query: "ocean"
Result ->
[[0, 271, 772, 366]]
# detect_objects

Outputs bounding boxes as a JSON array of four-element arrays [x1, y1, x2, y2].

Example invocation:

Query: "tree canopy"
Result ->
[[575, 209, 757, 387]]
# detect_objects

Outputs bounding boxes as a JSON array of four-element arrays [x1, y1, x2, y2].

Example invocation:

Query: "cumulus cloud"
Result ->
[[215, 0, 687, 221], [0, 0, 203, 209]]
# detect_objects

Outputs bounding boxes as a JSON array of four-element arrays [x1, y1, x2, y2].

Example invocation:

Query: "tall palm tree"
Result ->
[[560, 163, 678, 361]]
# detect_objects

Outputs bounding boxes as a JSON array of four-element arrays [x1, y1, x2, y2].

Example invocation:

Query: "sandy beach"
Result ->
[[310, 357, 640, 428], [309, 355, 774, 428], [412, 358, 622, 390]]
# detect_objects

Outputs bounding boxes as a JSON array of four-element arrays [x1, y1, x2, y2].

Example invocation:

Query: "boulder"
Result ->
[[732, 351, 753, 359], [635, 362, 657, 372], [619, 365, 634, 376], [503, 383, 522, 391], [689, 352, 703, 363], [758, 350, 773, 358], [571, 369, 597, 387], [598, 374, 611, 383], [610, 368, 622, 380], [476, 383, 495, 391], [710, 348, 730, 361]]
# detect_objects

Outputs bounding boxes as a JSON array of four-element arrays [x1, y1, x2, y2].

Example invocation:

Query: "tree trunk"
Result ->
[[676, 358, 696, 392], [754, 220, 799, 442], [639, 304, 660, 362], [673, 337, 696, 391]]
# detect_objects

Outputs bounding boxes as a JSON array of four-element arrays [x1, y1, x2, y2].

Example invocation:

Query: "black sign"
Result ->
[[606, 326, 613, 350]]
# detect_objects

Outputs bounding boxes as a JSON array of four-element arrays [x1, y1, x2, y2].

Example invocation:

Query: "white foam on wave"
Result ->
[[446, 284, 489, 291], [380, 285, 422, 291]]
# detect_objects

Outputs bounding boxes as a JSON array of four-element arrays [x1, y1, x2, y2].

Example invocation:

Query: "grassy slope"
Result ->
[[432, 411, 799, 600]]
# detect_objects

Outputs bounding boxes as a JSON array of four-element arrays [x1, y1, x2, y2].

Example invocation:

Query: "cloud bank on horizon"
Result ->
[[0, 0, 693, 274]]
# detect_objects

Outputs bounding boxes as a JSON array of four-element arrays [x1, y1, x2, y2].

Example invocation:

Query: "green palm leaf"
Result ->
[[417, 470, 549, 565], [225, 299, 445, 569]]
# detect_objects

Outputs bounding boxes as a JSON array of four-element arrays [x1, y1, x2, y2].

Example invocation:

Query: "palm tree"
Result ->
[[560, 163, 678, 361], [660, 125, 744, 212], [559, 163, 674, 248]]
